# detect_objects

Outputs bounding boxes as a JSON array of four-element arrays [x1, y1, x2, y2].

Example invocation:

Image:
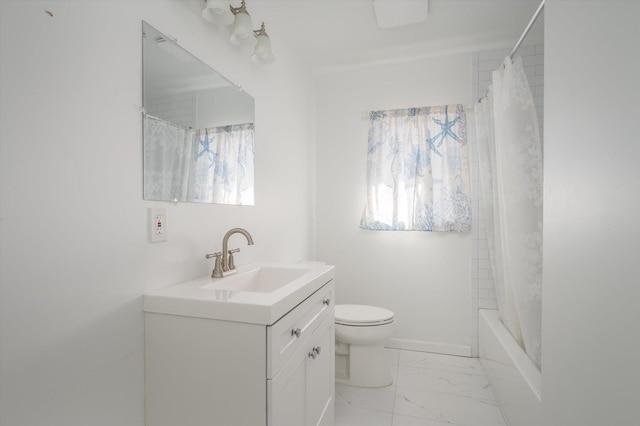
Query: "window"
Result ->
[[360, 105, 471, 232]]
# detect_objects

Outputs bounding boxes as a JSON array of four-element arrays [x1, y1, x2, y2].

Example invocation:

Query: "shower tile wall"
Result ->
[[469, 44, 544, 356], [145, 92, 195, 128]]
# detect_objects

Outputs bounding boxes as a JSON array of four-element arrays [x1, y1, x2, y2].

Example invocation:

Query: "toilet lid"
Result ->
[[335, 304, 395, 326]]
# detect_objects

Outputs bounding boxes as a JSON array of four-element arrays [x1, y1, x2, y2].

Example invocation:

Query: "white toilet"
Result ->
[[334, 304, 396, 388]]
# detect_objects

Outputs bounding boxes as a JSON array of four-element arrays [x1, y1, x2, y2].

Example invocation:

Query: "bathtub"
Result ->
[[478, 309, 542, 426]]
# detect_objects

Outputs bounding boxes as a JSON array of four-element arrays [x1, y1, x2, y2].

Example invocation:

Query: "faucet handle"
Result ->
[[205, 252, 223, 278], [227, 248, 240, 270]]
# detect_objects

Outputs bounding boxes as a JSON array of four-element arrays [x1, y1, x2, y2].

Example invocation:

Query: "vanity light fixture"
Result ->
[[251, 22, 275, 64], [202, 0, 234, 25], [202, 0, 275, 64], [228, 1, 256, 47]]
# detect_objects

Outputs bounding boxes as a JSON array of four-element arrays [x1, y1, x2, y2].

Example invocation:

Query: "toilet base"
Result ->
[[335, 343, 393, 388]]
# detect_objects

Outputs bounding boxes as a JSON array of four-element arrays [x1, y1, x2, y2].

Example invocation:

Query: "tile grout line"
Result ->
[[390, 348, 400, 425]]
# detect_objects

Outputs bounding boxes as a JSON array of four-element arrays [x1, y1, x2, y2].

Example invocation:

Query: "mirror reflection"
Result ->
[[142, 21, 255, 205]]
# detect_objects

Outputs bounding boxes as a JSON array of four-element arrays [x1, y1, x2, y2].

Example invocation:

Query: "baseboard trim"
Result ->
[[386, 338, 472, 357]]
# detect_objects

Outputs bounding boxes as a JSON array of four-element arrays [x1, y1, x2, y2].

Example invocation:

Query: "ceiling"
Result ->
[[245, 0, 544, 72]]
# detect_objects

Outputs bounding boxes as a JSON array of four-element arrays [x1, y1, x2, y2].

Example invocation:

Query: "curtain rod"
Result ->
[[509, 0, 545, 60], [143, 112, 192, 131], [361, 103, 475, 118]]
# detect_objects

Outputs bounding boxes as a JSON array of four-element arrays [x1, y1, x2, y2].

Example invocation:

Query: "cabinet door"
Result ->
[[306, 318, 335, 426], [269, 314, 335, 426], [268, 346, 307, 426]]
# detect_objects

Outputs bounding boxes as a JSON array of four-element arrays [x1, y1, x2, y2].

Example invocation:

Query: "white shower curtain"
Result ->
[[475, 57, 543, 370], [144, 114, 193, 201]]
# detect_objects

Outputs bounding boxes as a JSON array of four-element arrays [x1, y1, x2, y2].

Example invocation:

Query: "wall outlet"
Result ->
[[149, 207, 167, 243]]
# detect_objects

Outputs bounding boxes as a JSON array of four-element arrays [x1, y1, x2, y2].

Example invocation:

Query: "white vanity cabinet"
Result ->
[[145, 279, 335, 426]]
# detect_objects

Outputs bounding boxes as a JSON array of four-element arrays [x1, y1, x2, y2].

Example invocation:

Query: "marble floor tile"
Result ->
[[392, 414, 463, 426], [335, 350, 506, 426], [394, 388, 505, 426], [396, 365, 495, 401], [398, 351, 485, 376], [335, 404, 393, 426], [336, 382, 396, 413]]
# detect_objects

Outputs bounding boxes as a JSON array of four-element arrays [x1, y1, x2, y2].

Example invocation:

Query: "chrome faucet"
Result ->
[[206, 228, 254, 278]]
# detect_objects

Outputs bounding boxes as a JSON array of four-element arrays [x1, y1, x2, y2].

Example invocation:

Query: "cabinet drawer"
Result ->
[[267, 281, 334, 378]]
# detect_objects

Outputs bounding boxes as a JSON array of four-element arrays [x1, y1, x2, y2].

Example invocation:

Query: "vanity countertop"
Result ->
[[143, 262, 335, 325]]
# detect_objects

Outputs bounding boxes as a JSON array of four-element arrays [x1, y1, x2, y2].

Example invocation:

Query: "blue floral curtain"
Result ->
[[188, 123, 255, 205], [360, 105, 471, 232]]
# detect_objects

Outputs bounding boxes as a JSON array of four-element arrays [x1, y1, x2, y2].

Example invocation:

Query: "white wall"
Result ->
[[0, 1, 314, 425], [542, 1, 640, 424], [315, 55, 474, 355]]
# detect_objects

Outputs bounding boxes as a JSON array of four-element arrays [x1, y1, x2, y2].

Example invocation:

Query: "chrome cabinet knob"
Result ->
[[291, 328, 301, 338], [308, 346, 321, 359]]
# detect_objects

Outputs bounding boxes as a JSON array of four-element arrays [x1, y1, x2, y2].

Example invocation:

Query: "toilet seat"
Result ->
[[335, 304, 395, 326]]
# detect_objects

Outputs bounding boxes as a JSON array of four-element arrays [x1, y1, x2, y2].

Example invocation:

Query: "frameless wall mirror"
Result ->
[[142, 21, 255, 205]]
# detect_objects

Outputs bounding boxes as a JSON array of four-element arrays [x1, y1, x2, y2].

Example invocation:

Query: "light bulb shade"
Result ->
[[229, 11, 257, 47], [202, 0, 233, 25], [252, 34, 275, 64]]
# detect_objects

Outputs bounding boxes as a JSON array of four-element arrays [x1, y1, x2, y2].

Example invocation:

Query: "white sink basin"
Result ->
[[143, 262, 335, 325], [199, 266, 310, 293]]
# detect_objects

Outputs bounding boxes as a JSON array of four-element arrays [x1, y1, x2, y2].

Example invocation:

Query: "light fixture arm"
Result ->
[[230, 0, 249, 16], [253, 22, 268, 38], [202, 0, 275, 64]]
